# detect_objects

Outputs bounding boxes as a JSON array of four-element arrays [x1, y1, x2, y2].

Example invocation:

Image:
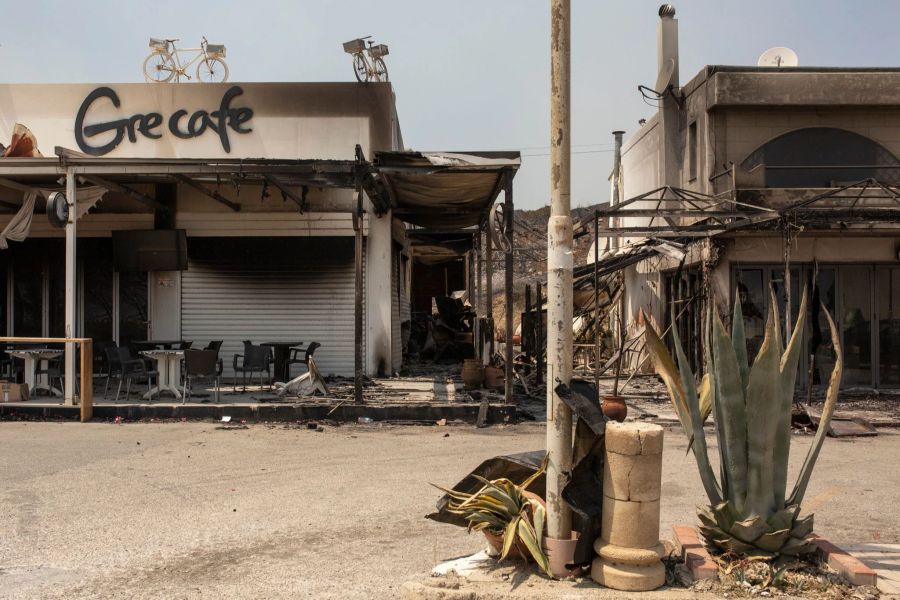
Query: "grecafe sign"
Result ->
[[74, 85, 254, 156]]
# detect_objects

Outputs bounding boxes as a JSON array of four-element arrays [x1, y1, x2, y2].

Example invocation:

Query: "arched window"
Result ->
[[740, 127, 900, 187]]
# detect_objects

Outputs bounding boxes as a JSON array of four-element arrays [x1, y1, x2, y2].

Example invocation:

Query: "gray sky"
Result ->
[[1, 0, 898, 209]]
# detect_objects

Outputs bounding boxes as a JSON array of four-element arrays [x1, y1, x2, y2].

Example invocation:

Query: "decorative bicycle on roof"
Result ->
[[143, 36, 229, 83], [343, 37, 389, 83]]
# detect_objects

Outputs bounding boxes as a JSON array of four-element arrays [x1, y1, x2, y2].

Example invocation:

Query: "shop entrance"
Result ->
[[733, 263, 900, 389]]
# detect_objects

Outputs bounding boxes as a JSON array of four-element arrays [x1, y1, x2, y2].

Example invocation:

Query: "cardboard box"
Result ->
[[0, 381, 30, 402]]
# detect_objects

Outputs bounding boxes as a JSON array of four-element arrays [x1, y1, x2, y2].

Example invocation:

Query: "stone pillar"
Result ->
[[592, 422, 665, 591]]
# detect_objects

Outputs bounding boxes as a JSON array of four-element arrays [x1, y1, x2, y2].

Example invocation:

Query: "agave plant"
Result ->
[[433, 457, 551, 576], [644, 286, 843, 558]]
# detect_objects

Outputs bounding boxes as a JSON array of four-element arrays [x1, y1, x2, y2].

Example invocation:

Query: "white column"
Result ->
[[365, 203, 393, 376], [64, 170, 77, 405]]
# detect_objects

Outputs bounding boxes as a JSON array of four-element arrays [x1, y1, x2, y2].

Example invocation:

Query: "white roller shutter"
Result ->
[[181, 237, 360, 378]]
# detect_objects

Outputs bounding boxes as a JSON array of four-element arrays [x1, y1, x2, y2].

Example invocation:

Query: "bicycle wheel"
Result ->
[[353, 54, 368, 83], [143, 51, 176, 83], [373, 58, 389, 82], [196, 57, 229, 83]]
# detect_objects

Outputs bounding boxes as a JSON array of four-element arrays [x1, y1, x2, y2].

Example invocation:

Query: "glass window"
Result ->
[[877, 268, 900, 386], [735, 268, 766, 359], [119, 272, 147, 347], [82, 239, 114, 344], [11, 243, 45, 337], [740, 127, 900, 187], [809, 268, 837, 387], [840, 266, 873, 386]]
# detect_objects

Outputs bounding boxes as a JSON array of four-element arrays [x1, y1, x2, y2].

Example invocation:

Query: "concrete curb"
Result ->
[[0, 401, 518, 424]]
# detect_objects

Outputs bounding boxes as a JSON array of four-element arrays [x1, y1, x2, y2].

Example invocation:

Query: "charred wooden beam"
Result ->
[[264, 175, 307, 212], [172, 174, 240, 212], [79, 175, 165, 210]]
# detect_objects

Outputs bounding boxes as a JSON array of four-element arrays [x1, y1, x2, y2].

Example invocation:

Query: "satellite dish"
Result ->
[[757, 47, 799, 68], [46, 191, 69, 228]]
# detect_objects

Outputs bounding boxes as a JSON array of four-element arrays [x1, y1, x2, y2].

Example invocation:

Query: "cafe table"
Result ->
[[140, 349, 184, 400], [7, 348, 64, 397], [260, 341, 303, 383], [134, 340, 186, 350]]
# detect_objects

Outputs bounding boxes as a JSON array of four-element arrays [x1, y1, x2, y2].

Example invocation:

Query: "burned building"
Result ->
[[604, 5, 900, 389]]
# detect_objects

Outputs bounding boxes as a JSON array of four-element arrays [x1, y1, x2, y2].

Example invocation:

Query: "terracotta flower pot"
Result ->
[[461, 359, 484, 390], [484, 366, 505, 391], [602, 395, 628, 422], [481, 491, 546, 561]]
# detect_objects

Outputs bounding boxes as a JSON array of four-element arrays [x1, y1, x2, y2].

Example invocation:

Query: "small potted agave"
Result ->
[[433, 457, 552, 576]]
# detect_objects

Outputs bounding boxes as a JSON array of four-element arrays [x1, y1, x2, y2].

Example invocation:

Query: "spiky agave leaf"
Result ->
[[710, 307, 749, 512], [672, 313, 722, 505], [643, 313, 691, 434], [788, 302, 843, 507], [743, 307, 782, 519], [773, 286, 809, 507]]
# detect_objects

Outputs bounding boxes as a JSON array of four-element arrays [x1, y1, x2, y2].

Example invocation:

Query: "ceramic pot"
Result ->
[[483, 366, 505, 391], [602, 395, 628, 422], [461, 359, 484, 390]]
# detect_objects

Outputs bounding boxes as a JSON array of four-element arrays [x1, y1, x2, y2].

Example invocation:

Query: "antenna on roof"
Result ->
[[757, 47, 799, 67]]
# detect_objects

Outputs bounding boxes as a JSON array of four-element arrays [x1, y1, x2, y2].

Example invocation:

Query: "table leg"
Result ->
[[167, 356, 182, 399], [23, 357, 37, 394]]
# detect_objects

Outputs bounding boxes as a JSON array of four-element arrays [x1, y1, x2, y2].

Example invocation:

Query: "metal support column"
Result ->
[[485, 221, 494, 359], [535, 281, 543, 385], [547, 0, 573, 544], [504, 172, 515, 403], [353, 188, 364, 404], [594, 210, 600, 398], [64, 169, 77, 405], [475, 233, 482, 360]]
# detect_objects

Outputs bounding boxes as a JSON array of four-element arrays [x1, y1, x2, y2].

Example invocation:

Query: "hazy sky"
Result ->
[[1, 0, 898, 209]]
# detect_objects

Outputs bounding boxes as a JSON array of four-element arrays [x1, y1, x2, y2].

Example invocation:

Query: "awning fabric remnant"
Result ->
[[374, 151, 520, 229]]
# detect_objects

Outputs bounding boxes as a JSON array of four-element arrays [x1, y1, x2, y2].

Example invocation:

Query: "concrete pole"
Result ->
[[547, 0, 573, 541], [64, 169, 77, 405]]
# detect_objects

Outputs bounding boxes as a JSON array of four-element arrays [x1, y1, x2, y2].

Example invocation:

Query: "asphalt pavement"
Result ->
[[0, 420, 897, 599]]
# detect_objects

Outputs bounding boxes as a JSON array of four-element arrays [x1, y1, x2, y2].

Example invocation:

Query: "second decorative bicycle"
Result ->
[[143, 36, 228, 83]]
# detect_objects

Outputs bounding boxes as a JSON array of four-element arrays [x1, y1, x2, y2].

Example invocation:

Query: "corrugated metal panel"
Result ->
[[181, 237, 361, 378], [176, 212, 360, 237]]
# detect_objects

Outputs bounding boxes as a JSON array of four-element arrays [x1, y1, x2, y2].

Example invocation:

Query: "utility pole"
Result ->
[[547, 0, 573, 544]]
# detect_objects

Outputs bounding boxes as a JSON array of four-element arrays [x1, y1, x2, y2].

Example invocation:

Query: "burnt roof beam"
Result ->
[[172, 174, 240, 212], [78, 175, 165, 211]]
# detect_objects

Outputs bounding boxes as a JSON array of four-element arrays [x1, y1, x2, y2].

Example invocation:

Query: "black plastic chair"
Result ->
[[182, 349, 220, 404], [204, 341, 224, 376], [34, 356, 64, 396], [232, 343, 272, 392], [286, 342, 321, 378], [103, 344, 124, 399], [114, 345, 159, 403]]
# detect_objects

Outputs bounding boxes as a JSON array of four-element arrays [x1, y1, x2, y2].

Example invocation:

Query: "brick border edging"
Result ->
[[672, 525, 878, 587], [811, 536, 878, 586], [672, 525, 717, 582]]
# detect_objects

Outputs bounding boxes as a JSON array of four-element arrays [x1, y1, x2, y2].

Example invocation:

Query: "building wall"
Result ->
[[0, 82, 403, 377]]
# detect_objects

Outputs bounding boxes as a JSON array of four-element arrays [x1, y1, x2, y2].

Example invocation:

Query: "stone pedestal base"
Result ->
[[591, 555, 665, 591]]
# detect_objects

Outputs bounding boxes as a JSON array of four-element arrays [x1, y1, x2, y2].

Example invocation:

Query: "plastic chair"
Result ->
[[232, 343, 272, 392], [182, 349, 220, 404], [114, 345, 159, 403], [286, 342, 321, 378]]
